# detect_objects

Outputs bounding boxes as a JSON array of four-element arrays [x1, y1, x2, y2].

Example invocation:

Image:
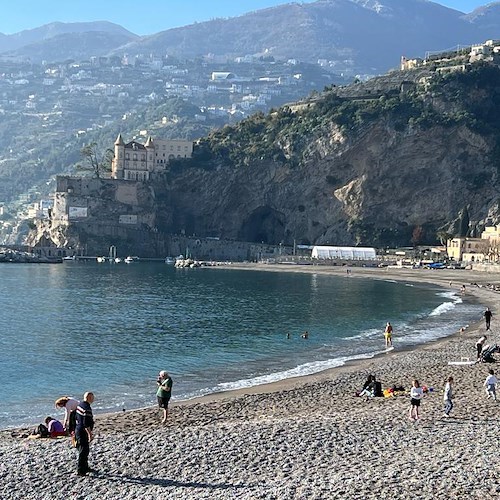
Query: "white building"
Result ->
[[311, 246, 377, 260]]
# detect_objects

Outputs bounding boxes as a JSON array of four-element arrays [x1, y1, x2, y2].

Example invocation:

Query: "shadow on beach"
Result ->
[[101, 472, 253, 490]]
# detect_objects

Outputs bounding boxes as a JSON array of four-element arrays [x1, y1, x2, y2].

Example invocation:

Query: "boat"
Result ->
[[96, 256, 106, 263], [164, 257, 175, 265], [125, 256, 139, 263], [114, 257, 122, 263]]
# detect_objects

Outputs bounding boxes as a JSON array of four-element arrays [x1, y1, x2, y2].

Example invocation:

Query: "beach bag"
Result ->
[[33, 424, 50, 438]]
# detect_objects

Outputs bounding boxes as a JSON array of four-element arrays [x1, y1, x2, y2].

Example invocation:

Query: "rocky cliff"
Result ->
[[156, 63, 500, 248], [30, 63, 500, 255]]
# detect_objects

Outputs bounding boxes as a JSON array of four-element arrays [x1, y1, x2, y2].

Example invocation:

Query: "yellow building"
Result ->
[[111, 134, 193, 181], [446, 237, 485, 262], [481, 224, 500, 241]]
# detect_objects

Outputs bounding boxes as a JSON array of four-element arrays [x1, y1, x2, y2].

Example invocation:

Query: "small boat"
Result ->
[[125, 256, 139, 264], [164, 256, 175, 265], [96, 256, 106, 263], [114, 257, 122, 264]]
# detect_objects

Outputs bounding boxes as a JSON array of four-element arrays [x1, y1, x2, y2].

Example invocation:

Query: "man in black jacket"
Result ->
[[484, 307, 493, 331], [75, 392, 95, 476]]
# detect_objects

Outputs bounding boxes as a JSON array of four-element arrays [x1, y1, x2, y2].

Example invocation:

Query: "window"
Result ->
[[133, 154, 137, 161]]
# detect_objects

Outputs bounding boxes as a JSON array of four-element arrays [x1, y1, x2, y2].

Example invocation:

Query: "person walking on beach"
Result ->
[[443, 377, 454, 417], [55, 396, 79, 435], [384, 322, 393, 348], [156, 370, 173, 424], [484, 307, 493, 331], [484, 369, 497, 400], [409, 380, 424, 420], [75, 392, 95, 476], [476, 335, 487, 360]]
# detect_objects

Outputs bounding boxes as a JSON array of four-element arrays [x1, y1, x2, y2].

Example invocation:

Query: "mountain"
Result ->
[[107, 0, 494, 74], [2, 31, 138, 62], [464, 1, 500, 31], [3, 2, 500, 71], [0, 21, 138, 61]]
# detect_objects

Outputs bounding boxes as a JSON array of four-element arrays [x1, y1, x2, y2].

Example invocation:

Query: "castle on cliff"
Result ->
[[111, 134, 193, 181]]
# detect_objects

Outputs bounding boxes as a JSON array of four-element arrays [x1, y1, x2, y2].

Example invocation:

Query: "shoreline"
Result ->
[[2, 265, 499, 498], [1, 264, 491, 433]]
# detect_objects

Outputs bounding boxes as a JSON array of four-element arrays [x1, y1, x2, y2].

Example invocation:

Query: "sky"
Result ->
[[0, 1, 493, 36]]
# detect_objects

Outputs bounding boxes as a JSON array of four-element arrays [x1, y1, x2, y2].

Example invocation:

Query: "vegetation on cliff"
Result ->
[[191, 64, 500, 173]]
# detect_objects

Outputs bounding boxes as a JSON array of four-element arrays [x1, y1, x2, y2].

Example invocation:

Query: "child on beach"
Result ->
[[484, 369, 497, 400], [409, 380, 423, 420], [443, 377, 454, 417], [45, 416, 67, 438]]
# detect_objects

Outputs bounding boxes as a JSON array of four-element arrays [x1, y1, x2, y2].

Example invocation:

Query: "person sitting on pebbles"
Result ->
[[45, 416, 67, 438]]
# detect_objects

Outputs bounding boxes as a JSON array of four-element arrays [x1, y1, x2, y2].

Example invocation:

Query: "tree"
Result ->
[[77, 143, 113, 178], [411, 225, 424, 246], [436, 230, 453, 246], [458, 205, 470, 237]]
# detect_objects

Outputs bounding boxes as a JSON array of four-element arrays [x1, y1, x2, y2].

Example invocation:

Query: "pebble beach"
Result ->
[[1, 266, 499, 499]]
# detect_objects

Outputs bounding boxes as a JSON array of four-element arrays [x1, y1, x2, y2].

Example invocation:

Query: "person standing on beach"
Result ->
[[55, 396, 79, 435], [156, 371, 173, 424], [476, 336, 487, 360], [384, 322, 393, 348], [443, 377, 454, 417], [75, 392, 95, 476], [484, 307, 493, 331], [484, 369, 497, 400], [409, 380, 424, 420]]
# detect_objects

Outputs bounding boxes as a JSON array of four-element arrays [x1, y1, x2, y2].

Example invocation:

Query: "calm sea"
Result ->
[[0, 262, 481, 429]]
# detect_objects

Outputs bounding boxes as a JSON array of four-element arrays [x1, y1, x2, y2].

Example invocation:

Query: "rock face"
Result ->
[[161, 124, 495, 248], [29, 64, 500, 255]]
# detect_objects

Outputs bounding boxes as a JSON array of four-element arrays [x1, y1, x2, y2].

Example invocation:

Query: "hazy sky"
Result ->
[[0, 1, 491, 35]]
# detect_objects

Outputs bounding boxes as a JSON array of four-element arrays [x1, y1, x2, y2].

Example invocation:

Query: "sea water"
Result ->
[[0, 262, 481, 428]]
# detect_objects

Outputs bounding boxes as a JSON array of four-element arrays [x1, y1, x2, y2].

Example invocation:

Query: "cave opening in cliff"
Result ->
[[238, 206, 285, 244]]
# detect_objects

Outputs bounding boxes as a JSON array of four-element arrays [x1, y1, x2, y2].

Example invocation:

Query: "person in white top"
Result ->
[[55, 396, 79, 434], [409, 379, 424, 420], [484, 369, 498, 400]]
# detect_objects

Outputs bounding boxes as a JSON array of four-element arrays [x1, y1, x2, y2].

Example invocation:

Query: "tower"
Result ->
[[112, 133, 125, 179], [145, 136, 155, 174]]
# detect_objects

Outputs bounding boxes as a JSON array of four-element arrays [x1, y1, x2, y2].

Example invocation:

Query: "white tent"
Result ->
[[311, 245, 377, 260]]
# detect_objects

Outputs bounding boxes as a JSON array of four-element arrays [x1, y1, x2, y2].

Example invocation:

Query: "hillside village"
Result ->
[[6, 36, 500, 259], [0, 52, 349, 238]]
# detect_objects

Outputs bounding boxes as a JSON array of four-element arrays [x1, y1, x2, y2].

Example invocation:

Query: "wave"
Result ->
[[193, 350, 387, 396], [429, 291, 462, 317]]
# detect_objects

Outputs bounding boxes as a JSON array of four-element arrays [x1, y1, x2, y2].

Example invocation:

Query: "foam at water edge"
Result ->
[[207, 350, 384, 393]]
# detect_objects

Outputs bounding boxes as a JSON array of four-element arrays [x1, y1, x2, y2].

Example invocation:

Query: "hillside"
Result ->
[[154, 63, 500, 248], [109, 0, 494, 74], [34, 62, 500, 254], [0, 21, 137, 58]]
